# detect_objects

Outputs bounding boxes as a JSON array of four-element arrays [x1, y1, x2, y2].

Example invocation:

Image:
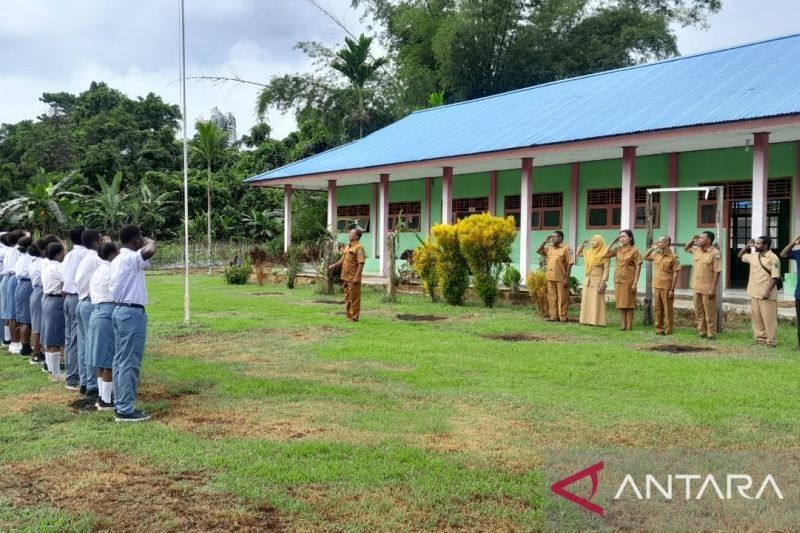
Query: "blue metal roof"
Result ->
[[247, 33, 800, 183]]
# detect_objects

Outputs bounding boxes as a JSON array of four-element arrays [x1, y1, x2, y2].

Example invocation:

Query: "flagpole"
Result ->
[[180, 0, 191, 324]]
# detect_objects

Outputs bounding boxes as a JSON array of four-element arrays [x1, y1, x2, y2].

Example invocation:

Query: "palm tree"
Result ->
[[0, 171, 83, 234], [190, 120, 230, 274], [129, 180, 175, 238], [86, 171, 128, 238], [242, 208, 283, 241], [331, 34, 388, 138]]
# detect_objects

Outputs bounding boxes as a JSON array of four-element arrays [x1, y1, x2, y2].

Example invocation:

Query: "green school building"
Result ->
[[247, 34, 800, 293]]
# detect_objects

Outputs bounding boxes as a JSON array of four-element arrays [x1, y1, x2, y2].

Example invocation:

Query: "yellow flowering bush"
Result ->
[[526, 270, 549, 317], [412, 239, 440, 301], [457, 214, 516, 307], [430, 223, 469, 305]]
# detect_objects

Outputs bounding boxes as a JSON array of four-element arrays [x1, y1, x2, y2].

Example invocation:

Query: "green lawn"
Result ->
[[1, 273, 798, 531]]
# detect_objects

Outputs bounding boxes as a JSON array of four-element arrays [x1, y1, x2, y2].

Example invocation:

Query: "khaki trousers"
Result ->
[[343, 282, 361, 322], [653, 288, 674, 334], [693, 292, 717, 337], [750, 298, 777, 346], [547, 281, 569, 321]]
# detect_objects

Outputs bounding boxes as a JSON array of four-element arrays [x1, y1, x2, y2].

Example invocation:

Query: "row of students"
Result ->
[[1, 225, 155, 422], [538, 230, 796, 348]]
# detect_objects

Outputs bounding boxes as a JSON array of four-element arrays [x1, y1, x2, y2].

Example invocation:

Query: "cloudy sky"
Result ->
[[1, 0, 798, 140]]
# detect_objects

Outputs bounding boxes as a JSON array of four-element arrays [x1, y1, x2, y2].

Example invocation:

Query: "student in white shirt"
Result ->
[[13, 236, 34, 357], [89, 242, 119, 411], [3, 230, 24, 353], [110, 225, 155, 423], [61, 226, 87, 390], [28, 238, 51, 366], [41, 242, 67, 382], [74, 230, 103, 400], [0, 232, 8, 346]]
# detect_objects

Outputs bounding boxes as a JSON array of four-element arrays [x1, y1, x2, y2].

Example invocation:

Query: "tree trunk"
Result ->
[[207, 164, 212, 275], [358, 86, 364, 139]]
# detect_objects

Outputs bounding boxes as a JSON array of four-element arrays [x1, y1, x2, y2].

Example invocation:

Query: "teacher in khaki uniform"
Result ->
[[684, 231, 722, 340], [329, 228, 366, 322], [604, 229, 642, 331], [644, 236, 681, 335], [739, 236, 781, 348], [536, 230, 574, 322]]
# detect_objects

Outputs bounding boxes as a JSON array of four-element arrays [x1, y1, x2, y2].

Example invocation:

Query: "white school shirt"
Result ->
[[89, 262, 113, 304], [110, 247, 150, 306], [4, 247, 19, 275], [75, 250, 102, 300], [0, 243, 6, 275], [41, 260, 64, 295], [61, 244, 87, 294], [30, 257, 43, 287], [14, 253, 31, 278]]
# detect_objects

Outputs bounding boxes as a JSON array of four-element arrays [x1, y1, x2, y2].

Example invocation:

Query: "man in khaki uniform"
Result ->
[[739, 236, 781, 347], [536, 230, 574, 322], [644, 236, 681, 335], [329, 228, 366, 322], [684, 231, 722, 339]]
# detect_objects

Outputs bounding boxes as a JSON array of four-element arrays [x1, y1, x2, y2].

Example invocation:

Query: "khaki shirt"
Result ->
[[544, 244, 575, 282], [613, 246, 642, 284], [341, 243, 366, 282], [742, 251, 780, 300], [690, 247, 722, 295], [646, 252, 681, 290]]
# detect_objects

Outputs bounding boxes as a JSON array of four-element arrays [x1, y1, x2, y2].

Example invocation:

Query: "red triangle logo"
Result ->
[[550, 461, 604, 516]]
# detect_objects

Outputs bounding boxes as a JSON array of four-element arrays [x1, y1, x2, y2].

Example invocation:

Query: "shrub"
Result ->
[[501, 264, 522, 292], [457, 214, 517, 307], [249, 246, 268, 286], [431, 223, 469, 305], [286, 244, 304, 289], [412, 239, 440, 301], [526, 270, 549, 317], [223, 260, 251, 285]]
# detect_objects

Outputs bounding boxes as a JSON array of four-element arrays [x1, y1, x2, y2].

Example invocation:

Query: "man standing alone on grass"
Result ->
[[61, 226, 87, 391], [684, 231, 721, 340], [328, 228, 365, 322], [644, 236, 681, 336], [739, 236, 781, 348], [111, 225, 156, 423], [779, 234, 800, 350], [536, 231, 574, 322]]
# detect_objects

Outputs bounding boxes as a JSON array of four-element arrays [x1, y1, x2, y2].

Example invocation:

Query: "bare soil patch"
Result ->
[[480, 333, 544, 342], [251, 291, 285, 296], [648, 344, 714, 354], [396, 314, 446, 322], [0, 450, 282, 532], [314, 299, 345, 304], [0, 388, 72, 415]]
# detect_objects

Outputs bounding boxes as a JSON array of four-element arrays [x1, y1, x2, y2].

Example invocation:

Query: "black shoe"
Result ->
[[79, 386, 86, 396], [96, 400, 115, 411], [41, 362, 50, 373], [29, 354, 45, 365], [20, 344, 32, 356], [84, 390, 99, 402], [115, 410, 151, 423]]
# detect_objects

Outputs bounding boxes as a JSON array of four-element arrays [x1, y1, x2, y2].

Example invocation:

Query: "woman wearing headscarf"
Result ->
[[604, 229, 642, 331], [577, 235, 609, 326]]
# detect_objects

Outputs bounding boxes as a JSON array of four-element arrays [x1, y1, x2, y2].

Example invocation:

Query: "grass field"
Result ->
[[1, 273, 798, 531]]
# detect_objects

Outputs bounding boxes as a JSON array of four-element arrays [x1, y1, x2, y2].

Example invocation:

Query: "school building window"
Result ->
[[696, 179, 792, 227], [586, 187, 659, 229], [336, 204, 370, 233], [388, 201, 421, 231], [452, 196, 489, 223], [504, 192, 563, 230]]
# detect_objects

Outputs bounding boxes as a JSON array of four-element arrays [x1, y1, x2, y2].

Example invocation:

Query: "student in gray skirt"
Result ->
[[89, 242, 118, 411], [41, 242, 67, 381]]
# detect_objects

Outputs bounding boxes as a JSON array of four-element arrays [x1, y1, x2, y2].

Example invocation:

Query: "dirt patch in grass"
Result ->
[[0, 387, 71, 415], [648, 344, 714, 354], [0, 450, 282, 532], [314, 299, 345, 304], [396, 314, 446, 322], [251, 291, 285, 296], [480, 333, 544, 342], [67, 397, 99, 412]]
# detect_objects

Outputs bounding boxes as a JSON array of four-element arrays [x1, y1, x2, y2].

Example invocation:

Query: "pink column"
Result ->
[[283, 184, 292, 253], [488, 171, 497, 215], [621, 147, 637, 229], [378, 174, 390, 277], [423, 177, 432, 235], [667, 153, 678, 240], [327, 179, 337, 230], [519, 158, 533, 278], [569, 163, 579, 251], [370, 183, 379, 258], [752, 132, 769, 238], [442, 167, 453, 223]]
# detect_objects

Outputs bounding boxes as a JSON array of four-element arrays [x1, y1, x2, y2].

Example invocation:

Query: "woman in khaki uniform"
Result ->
[[604, 229, 642, 331], [577, 235, 609, 326]]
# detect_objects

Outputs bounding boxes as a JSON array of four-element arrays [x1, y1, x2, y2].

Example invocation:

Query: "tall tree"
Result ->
[[331, 34, 389, 138], [190, 120, 230, 274]]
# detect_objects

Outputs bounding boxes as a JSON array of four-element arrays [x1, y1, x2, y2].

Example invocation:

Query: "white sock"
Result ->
[[50, 353, 61, 378], [102, 381, 112, 404], [44, 352, 52, 372], [4, 326, 9, 342], [97, 378, 102, 393]]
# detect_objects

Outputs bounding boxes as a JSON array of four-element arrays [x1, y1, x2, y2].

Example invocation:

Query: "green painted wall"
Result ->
[[333, 142, 798, 280]]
